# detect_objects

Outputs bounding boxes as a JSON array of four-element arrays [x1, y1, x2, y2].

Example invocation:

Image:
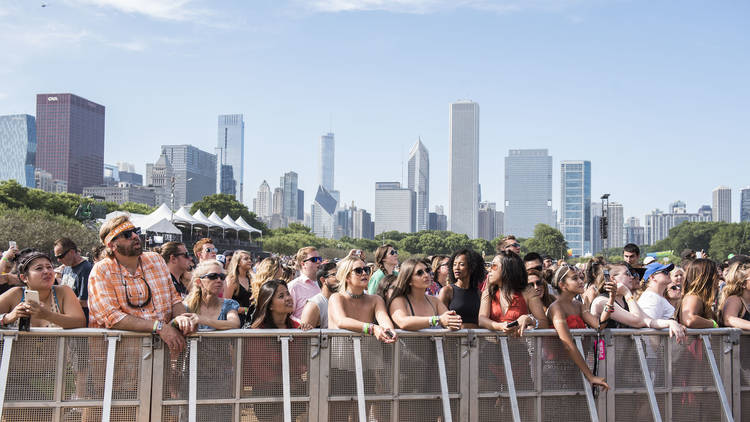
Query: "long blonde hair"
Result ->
[[251, 257, 282, 300], [184, 260, 223, 313], [336, 256, 366, 293], [719, 262, 750, 312], [226, 250, 252, 284]]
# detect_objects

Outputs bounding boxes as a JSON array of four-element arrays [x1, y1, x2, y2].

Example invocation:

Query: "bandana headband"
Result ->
[[105, 221, 136, 245]]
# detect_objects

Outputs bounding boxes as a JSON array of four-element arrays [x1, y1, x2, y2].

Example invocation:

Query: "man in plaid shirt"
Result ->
[[88, 215, 198, 355]]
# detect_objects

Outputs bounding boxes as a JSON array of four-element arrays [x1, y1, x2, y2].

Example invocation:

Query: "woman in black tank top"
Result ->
[[438, 249, 486, 329]]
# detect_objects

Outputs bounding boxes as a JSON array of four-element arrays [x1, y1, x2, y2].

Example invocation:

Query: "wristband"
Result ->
[[0, 313, 5, 327], [430, 315, 439, 327], [363, 322, 370, 335], [711, 319, 719, 328], [152, 320, 159, 334], [0, 256, 8, 263]]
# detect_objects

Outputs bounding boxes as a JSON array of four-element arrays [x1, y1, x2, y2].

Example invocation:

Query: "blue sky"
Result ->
[[1, 0, 749, 223]]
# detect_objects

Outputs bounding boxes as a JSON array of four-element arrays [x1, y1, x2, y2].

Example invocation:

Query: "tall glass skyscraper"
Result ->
[[36, 93, 105, 193], [161, 145, 216, 207], [0, 114, 36, 187], [560, 161, 591, 256], [712, 186, 732, 223], [216, 114, 244, 202], [449, 101, 479, 238], [741, 187, 750, 223], [319, 133, 335, 191], [281, 171, 299, 222], [408, 138, 429, 232], [504, 149, 553, 238]]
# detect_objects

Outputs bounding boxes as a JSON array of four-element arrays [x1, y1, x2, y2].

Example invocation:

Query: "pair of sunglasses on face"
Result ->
[[304, 256, 323, 263], [352, 267, 372, 275], [200, 272, 226, 281], [116, 228, 142, 241]]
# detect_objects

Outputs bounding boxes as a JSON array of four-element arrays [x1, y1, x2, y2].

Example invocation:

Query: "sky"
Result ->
[[1, 0, 749, 224]]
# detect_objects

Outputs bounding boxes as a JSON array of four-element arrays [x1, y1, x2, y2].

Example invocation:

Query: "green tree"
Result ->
[[417, 232, 448, 255], [709, 223, 750, 260], [471, 238, 494, 257], [523, 224, 568, 259], [0, 208, 100, 255], [190, 193, 268, 234]]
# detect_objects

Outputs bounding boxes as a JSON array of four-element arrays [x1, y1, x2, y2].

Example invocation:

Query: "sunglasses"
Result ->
[[669, 285, 681, 291], [200, 272, 226, 281], [415, 268, 432, 276], [529, 265, 543, 272], [304, 256, 323, 263], [509, 243, 521, 248], [530, 281, 543, 288], [325, 273, 337, 279], [204, 247, 218, 253], [173, 252, 189, 259], [490, 263, 499, 271], [116, 228, 141, 241], [352, 267, 372, 275], [388, 249, 398, 256], [55, 249, 71, 260]]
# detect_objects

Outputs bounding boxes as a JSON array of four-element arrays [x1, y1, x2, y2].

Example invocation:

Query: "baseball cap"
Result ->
[[643, 262, 675, 282], [643, 256, 657, 265], [216, 254, 226, 266]]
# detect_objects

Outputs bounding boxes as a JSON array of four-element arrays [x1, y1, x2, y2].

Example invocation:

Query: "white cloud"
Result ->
[[105, 39, 148, 51], [68, 0, 208, 21], [305, 0, 583, 14]]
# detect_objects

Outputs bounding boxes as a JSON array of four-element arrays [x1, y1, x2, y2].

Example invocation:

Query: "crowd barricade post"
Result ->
[[0, 327, 748, 421]]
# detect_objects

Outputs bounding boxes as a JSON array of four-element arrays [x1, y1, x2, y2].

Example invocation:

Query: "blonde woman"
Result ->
[[719, 262, 750, 330], [182, 260, 240, 331], [251, 257, 284, 300], [223, 251, 253, 320]]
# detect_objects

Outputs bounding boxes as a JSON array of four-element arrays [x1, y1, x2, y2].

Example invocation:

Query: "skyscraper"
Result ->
[[504, 149, 554, 238], [560, 161, 591, 256], [159, 145, 216, 207], [0, 114, 36, 187], [712, 186, 732, 223], [608, 202, 625, 248], [272, 187, 283, 215], [375, 182, 415, 235], [408, 138, 429, 232], [478, 202, 497, 241], [36, 93, 105, 193], [319, 133, 335, 191], [281, 172, 299, 222], [741, 187, 750, 223], [449, 101, 479, 238], [254, 180, 272, 219], [311, 186, 337, 239], [215, 114, 244, 201]]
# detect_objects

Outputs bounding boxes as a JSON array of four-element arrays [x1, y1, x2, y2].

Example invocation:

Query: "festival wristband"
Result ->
[[363, 322, 370, 335], [152, 320, 160, 334], [712, 319, 719, 328]]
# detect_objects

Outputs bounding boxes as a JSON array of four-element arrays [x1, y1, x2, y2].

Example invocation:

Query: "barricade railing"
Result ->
[[1, 328, 747, 421]]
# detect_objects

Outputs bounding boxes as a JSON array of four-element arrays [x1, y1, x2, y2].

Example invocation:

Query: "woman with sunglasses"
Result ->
[[223, 250, 254, 324], [533, 269, 556, 311], [367, 244, 399, 295], [478, 251, 549, 335], [181, 260, 240, 330], [329, 256, 397, 343], [0, 250, 86, 329], [388, 259, 462, 330], [427, 255, 450, 296], [438, 249, 485, 329], [547, 265, 613, 390], [665, 267, 684, 308]]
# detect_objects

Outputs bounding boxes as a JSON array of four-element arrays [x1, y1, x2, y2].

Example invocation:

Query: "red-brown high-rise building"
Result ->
[[35, 93, 105, 194]]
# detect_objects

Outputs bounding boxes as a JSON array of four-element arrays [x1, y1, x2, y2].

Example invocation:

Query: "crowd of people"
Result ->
[[1, 214, 749, 393]]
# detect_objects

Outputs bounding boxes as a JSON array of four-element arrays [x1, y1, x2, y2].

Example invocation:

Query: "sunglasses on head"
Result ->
[[415, 268, 432, 276], [55, 249, 71, 260], [200, 272, 226, 281], [304, 256, 323, 263], [116, 228, 141, 241], [352, 267, 371, 275]]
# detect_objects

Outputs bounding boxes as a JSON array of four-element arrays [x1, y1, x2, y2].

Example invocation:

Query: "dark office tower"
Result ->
[[36, 94, 105, 194]]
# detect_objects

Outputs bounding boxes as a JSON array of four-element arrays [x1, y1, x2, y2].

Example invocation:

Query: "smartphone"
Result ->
[[25, 290, 40, 304], [696, 251, 703, 259], [603, 269, 611, 281], [384, 329, 394, 338], [507, 320, 519, 328], [355, 250, 362, 256], [8, 241, 16, 249]]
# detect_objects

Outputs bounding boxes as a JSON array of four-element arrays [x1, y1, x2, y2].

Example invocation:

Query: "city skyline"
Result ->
[[1, 1, 749, 226]]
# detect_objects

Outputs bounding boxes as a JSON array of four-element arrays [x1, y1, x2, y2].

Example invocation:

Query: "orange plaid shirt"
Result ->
[[88, 251, 182, 329]]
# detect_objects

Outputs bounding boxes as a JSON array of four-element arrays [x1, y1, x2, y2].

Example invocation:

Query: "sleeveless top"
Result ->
[[490, 291, 528, 323], [231, 278, 253, 309], [21, 287, 61, 328], [187, 298, 240, 331], [597, 295, 633, 329], [739, 298, 750, 322], [448, 283, 480, 325], [566, 314, 586, 329], [404, 295, 438, 316], [306, 293, 329, 329]]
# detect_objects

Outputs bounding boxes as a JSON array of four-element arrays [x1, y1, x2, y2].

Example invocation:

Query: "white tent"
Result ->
[[235, 216, 262, 234], [207, 212, 231, 230], [101, 210, 181, 236], [174, 207, 203, 226], [146, 203, 173, 222], [192, 210, 217, 228], [222, 215, 247, 233]]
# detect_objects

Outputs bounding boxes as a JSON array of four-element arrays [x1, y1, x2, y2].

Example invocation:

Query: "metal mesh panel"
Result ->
[[241, 336, 282, 398], [478, 397, 536, 421], [740, 335, 750, 387], [742, 391, 750, 420], [614, 336, 667, 389], [477, 336, 537, 393], [540, 336, 586, 391], [614, 393, 666, 422], [162, 404, 234, 422], [196, 337, 235, 400], [327, 400, 391, 422], [60, 406, 137, 422], [290, 337, 311, 397], [671, 336, 714, 388], [162, 338, 190, 400], [477, 336, 505, 393], [398, 337, 439, 394], [63, 337, 94, 401], [671, 391, 722, 421], [112, 337, 142, 400], [0, 407, 54, 421], [398, 398, 458, 422], [328, 336, 393, 397], [5, 335, 58, 401], [541, 395, 590, 421]]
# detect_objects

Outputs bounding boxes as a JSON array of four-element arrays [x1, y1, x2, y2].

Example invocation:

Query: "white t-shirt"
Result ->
[[637, 290, 675, 320]]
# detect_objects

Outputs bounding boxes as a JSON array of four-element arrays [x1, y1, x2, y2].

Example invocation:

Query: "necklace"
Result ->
[[346, 290, 365, 299]]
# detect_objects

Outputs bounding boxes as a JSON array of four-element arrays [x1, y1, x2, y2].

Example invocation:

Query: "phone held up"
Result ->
[[18, 290, 39, 332]]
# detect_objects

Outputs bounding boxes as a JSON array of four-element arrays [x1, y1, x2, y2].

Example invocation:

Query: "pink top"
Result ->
[[288, 274, 321, 319]]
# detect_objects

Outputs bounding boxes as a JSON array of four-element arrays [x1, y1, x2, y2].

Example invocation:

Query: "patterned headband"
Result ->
[[18, 251, 50, 274], [104, 221, 136, 245]]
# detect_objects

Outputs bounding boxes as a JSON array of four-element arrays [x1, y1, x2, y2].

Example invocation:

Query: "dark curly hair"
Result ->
[[447, 249, 486, 290]]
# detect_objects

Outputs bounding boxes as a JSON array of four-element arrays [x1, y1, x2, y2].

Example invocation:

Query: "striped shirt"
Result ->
[[88, 252, 182, 329]]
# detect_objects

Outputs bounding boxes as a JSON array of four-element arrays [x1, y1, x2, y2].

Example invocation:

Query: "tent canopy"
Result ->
[[235, 216, 262, 234]]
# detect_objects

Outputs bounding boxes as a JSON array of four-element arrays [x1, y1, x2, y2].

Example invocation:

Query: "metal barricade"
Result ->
[[1, 328, 747, 421]]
